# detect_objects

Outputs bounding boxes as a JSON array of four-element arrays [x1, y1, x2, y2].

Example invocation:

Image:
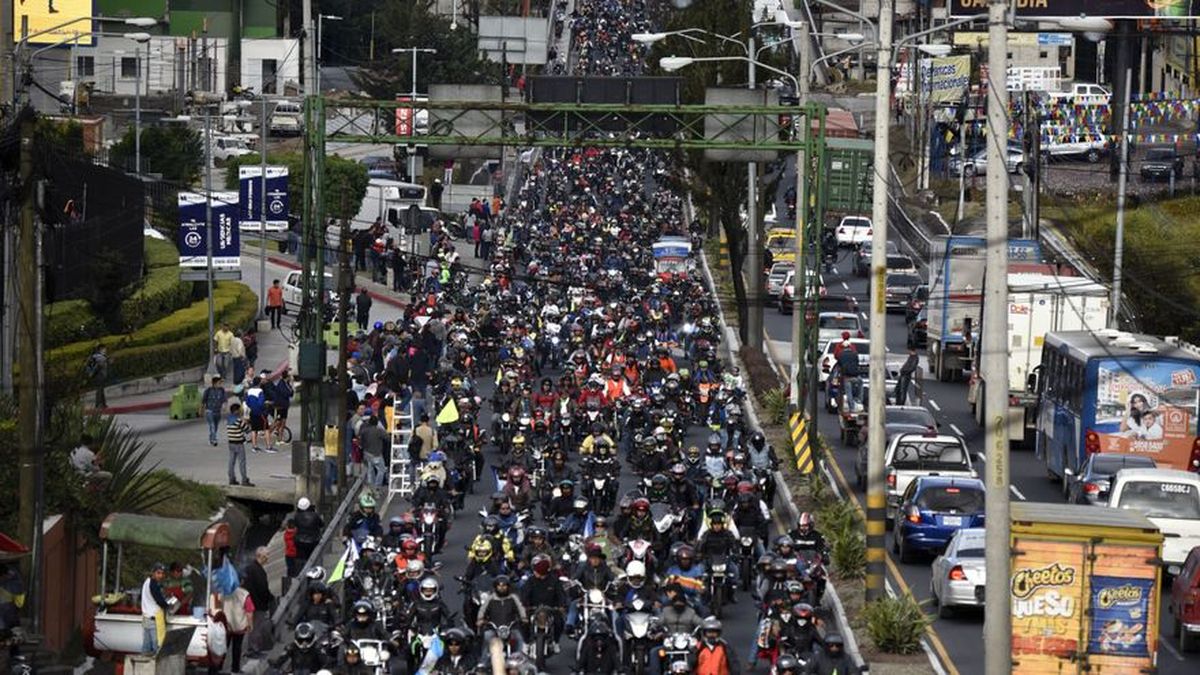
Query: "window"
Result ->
[[261, 59, 278, 94], [76, 55, 94, 77], [1039, 51, 1048, 59], [120, 57, 138, 79]]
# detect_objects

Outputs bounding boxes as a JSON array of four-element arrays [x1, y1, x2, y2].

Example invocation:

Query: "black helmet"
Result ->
[[825, 633, 845, 654], [483, 516, 501, 534], [343, 643, 361, 659], [444, 628, 467, 646], [493, 575, 512, 590], [775, 655, 800, 674], [308, 581, 329, 597], [295, 622, 316, 646]]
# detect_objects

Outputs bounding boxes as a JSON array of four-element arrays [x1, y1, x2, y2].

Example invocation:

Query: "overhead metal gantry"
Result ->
[[296, 95, 831, 449]]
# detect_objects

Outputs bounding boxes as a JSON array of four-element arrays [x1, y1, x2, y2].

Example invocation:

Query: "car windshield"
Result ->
[[1146, 149, 1176, 161], [887, 409, 935, 427], [887, 274, 923, 287], [886, 255, 914, 269], [768, 236, 795, 252], [916, 486, 985, 513], [842, 218, 870, 229], [892, 440, 968, 470], [1090, 455, 1156, 476], [819, 316, 859, 330], [770, 265, 793, 278], [957, 545, 985, 558], [1115, 481, 1200, 519]]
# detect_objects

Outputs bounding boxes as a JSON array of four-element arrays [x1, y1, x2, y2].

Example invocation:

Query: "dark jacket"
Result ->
[[477, 592, 526, 628], [243, 561, 273, 613], [520, 574, 568, 609], [294, 508, 324, 546]]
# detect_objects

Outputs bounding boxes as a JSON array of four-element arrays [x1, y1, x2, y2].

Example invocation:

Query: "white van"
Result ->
[[269, 101, 304, 137], [1109, 468, 1200, 571], [353, 179, 440, 243], [282, 270, 335, 309]]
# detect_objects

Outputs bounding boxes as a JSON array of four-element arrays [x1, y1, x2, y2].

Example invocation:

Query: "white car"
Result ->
[[766, 262, 794, 298], [930, 528, 986, 617], [884, 433, 978, 522], [816, 311, 863, 350], [778, 269, 825, 314], [835, 216, 872, 247], [816, 337, 870, 384], [210, 135, 253, 163], [950, 146, 1025, 176], [1108, 468, 1200, 570]]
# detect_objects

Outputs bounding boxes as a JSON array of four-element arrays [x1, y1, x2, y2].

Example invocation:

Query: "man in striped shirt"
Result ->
[[227, 402, 254, 486]]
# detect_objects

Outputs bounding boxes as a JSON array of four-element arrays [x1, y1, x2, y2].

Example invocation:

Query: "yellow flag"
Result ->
[[436, 398, 460, 425]]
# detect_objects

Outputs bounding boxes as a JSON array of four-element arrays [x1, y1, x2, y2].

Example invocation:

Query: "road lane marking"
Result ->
[[819, 449, 961, 675], [1009, 485, 1026, 501], [841, 281, 850, 290], [928, 399, 941, 411], [1159, 633, 1185, 661], [950, 423, 964, 436]]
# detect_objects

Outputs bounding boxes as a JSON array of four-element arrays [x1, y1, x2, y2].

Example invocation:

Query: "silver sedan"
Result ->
[[929, 527, 987, 618]]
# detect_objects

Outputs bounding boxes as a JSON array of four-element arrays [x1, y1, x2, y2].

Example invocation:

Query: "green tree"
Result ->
[[350, 0, 501, 98], [224, 152, 369, 221], [109, 125, 203, 183]]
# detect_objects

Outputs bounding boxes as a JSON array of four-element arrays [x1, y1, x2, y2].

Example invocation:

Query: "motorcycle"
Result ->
[[417, 503, 444, 557], [484, 621, 522, 658], [620, 596, 662, 675], [582, 470, 617, 515], [706, 555, 731, 619], [495, 413, 516, 455], [622, 538, 656, 570], [739, 536, 757, 591], [354, 638, 393, 675], [796, 549, 827, 607], [526, 605, 562, 670], [659, 632, 696, 673]]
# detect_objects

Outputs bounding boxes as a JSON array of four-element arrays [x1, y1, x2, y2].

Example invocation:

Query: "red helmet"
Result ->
[[532, 554, 553, 576], [632, 497, 650, 513], [508, 465, 527, 480], [736, 480, 755, 495], [798, 512, 814, 534], [401, 537, 419, 554]]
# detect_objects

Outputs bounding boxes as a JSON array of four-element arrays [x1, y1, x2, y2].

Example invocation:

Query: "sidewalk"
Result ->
[[109, 252, 413, 491]]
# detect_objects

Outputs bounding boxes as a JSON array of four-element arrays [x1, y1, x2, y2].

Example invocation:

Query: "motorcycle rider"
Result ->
[[474, 516, 517, 567], [293, 581, 340, 629], [613, 497, 658, 545], [694, 618, 740, 675], [518, 527, 557, 572], [269, 622, 328, 675], [805, 633, 855, 675], [464, 539, 506, 580], [494, 499, 526, 549], [502, 465, 535, 512], [575, 621, 621, 675], [477, 575, 528, 653], [427, 628, 472, 675], [519, 554, 569, 646], [703, 434, 727, 479], [381, 515, 416, 550], [732, 488, 769, 556], [344, 601, 391, 643], [343, 493, 383, 544], [579, 423, 615, 456], [408, 577, 453, 636], [566, 545, 616, 637], [411, 477, 453, 550], [791, 512, 830, 565], [745, 431, 780, 504], [782, 603, 823, 659], [543, 452, 576, 494], [546, 480, 582, 521], [696, 510, 740, 598], [659, 584, 703, 634], [662, 545, 706, 613], [338, 642, 372, 675], [531, 378, 559, 412]]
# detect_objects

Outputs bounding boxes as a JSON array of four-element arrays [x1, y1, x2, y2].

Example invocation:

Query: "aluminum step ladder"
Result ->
[[388, 399, 416, 503]]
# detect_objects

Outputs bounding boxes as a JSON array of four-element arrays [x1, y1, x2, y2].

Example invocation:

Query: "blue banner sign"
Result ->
[[178, 192, 241, 271], [238, 166, 290, 231]]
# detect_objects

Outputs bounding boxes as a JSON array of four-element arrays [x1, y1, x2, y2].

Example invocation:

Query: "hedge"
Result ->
[[45, 299, 105, 349], [144, 237, 179, 269], [47, 282, 258, 389], [118, 264, 192, 330]]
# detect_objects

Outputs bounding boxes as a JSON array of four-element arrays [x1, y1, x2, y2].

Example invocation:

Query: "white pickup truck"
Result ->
[[1047, 82, 1111, 106], [885, 433, 979, 522], [1042, 135, 1110, 163]]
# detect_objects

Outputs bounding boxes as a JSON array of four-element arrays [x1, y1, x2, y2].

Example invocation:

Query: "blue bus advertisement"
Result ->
[[1091, 358, 1200, 469]]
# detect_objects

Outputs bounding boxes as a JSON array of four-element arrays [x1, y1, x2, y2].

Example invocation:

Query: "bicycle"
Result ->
[[270, 409, 294, 444]]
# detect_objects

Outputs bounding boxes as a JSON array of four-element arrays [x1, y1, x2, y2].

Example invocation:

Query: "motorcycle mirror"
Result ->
[[478, 509, 489, 518]]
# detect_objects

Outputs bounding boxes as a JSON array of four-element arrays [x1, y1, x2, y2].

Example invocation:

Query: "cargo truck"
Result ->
[[925, 235, 1041, 382], [1010, 502, 1162, 674], [967, 272, 1109, 446]]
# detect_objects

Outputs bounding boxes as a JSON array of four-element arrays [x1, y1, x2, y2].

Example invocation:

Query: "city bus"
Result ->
[[1034, 331, 1200, 485]]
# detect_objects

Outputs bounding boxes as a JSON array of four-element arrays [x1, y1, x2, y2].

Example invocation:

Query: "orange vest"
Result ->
[[605, 378, 626, 401], [695, 643, 730, 675]]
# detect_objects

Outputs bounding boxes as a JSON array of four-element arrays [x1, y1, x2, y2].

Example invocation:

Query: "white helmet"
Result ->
[[297, 497, 312, 511], [305, 566, 327, 582], [626, 560, 647, 586]]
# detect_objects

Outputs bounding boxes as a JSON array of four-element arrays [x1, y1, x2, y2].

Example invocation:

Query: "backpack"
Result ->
[[83, 353, 103, 379]]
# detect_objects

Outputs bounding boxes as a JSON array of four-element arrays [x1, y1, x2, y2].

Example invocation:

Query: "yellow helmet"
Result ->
[[471, 539, 494, 561]]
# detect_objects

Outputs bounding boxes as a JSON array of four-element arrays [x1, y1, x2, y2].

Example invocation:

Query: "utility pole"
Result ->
[[298, 96, 327, 444], [302, 0, 315, 94], [790, 21, 811, 413], [864, 0, 893, 603], [259, 99, 270, 320], [983, 1, 1011, 672], [337, 205, 351, 493], [204, 112, 216, 370], [745, 35, 764, 354], [16, 113, 45, 629], [1111, 67, 1133, 328]]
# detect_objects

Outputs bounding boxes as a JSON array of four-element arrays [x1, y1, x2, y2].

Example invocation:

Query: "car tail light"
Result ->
[[866, 228, 873, 236], [822, 360, 831, 373], [948, 565, 967, 581], [857, 330, 865, 338], [1190, 437, 1200, 471], [1085, 430, 1101, 455], [906, 506, 922, 524], [1083, 482, 1100, 495], [886, 470, 896, 488], [838, 227, 846, 234]]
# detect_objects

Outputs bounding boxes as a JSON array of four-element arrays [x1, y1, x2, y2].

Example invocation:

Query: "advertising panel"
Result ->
[[12, 0, 94, 45], [1011, 538, 1086, 672], [238, 166, 290, 231], [395, 96, 414, 137], [1092, 358, 1200, 467], [1087, 576, 1153, 656], [918, 56, 972, 104], [950, 0, 1200, 19], [178, 192, 240, 271]]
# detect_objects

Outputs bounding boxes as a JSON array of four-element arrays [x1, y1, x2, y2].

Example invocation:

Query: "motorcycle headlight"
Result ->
[[712, 563, 727, 572], [673, 635, 690, 649], [740, 536, 753, 546]]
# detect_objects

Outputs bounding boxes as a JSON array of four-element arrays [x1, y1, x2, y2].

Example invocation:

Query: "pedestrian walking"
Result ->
[[230, 329, 248, 385], [893, 346, 921, 405], [212, 323, 235, 380], [226, 403, 254, 486], [266, 279, 285, 329], [84, 344, 109, 408], [140, 562, 171, 654], [470, 213, 481, 258], [216, 580, 254, 672], [480, 225, 494, 260], [355, 288, 373, 329], [243, 547, 275, 656], [390, 244, 407, 292], [244, 375, 274, 453], [282, 519, 299, 579], [357, 414, 389, 486], [201, 376, 228, 446]]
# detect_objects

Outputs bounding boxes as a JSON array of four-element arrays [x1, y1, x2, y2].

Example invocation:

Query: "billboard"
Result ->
[[919, 55, 972, 104], [396, 96, 414, 137], [950, 0, 1200, 18], [12, 0, 94, 45], [1091, 358, 1200, 468], [178, 192, 240, 271], [238, 166, 289, 231]]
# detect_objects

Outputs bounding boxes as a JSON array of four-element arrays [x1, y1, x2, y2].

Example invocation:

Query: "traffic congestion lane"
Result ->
[[762, 257, 1200, 673]]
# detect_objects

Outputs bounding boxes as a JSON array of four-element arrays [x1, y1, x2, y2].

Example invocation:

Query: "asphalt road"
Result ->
[[760, 245, 1200, 674]]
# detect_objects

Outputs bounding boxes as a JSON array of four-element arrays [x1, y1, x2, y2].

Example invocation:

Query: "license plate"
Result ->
[[974, 585, 985, 602], [942, 516, 963, 527]]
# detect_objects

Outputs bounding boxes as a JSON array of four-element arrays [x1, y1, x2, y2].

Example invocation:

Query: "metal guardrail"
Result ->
[[269, 475, 365, 639]]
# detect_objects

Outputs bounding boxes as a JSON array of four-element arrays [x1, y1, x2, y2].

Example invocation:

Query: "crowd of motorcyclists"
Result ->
[[267, 0, 858, 673]]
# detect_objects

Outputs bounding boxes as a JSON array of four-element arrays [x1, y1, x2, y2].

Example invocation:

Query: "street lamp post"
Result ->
[[316, 14, 342, 94], [392, 47, 437, 181], [126, 32, 152, 174]]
